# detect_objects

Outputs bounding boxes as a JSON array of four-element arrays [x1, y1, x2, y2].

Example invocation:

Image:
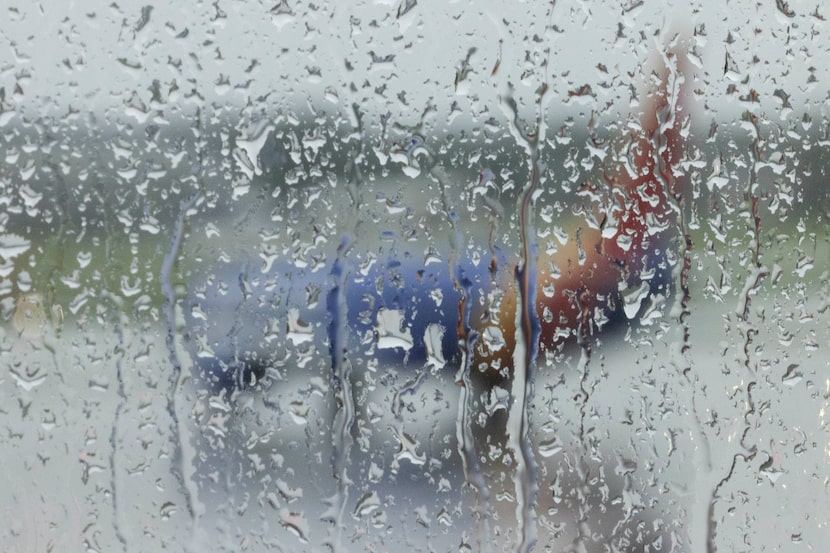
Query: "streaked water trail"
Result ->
[[102, 290, 130, 552], [160, 192, 200, 546], [450, 239, 492, 550], [508, 160, 542, 553], [324, 102, 364, 552], [325, 236, 354, 553], [399, 134, 494, 545], [500, 89, 544, 552]]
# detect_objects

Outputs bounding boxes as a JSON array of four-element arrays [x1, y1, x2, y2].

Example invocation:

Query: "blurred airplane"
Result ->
[[185, 42, 694, 397]]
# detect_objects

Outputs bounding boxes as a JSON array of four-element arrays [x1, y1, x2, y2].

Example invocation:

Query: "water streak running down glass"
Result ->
[[1, 2, 828, 552]]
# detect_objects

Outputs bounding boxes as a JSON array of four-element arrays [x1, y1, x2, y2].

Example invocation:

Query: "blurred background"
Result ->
[[1, 1, 828, 552]]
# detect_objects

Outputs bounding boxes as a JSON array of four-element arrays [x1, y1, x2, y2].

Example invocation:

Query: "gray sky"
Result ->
[[2, 0, 827, 134]]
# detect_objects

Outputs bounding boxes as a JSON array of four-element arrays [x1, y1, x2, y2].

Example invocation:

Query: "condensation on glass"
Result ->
[[0, 1, 828, 552]]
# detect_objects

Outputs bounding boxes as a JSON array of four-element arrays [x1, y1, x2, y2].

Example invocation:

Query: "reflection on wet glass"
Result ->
[[1, 2, 828, 552]]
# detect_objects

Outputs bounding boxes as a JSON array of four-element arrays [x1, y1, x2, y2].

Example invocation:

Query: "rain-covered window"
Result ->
[[2, 1, 828, 552]]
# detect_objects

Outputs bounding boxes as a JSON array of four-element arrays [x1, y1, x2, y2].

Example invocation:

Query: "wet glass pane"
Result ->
[[1, 1, 828, 551]]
